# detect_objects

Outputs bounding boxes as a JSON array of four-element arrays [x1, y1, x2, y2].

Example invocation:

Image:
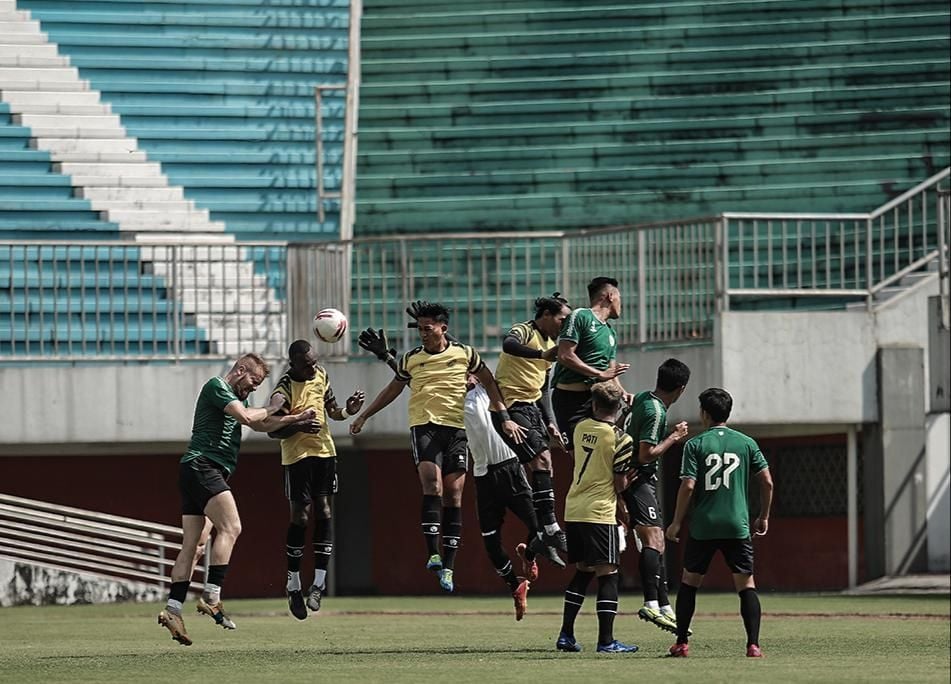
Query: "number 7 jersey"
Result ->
[[680, 426, 769, 540], [565, 417, 635, 524]]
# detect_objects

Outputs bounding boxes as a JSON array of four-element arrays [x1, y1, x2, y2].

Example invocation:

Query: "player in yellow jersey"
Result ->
[[492, 293, 572, 555], [556, 382, 639, 654], [267, 339, 364, 620], [351, 302, 525, 592]]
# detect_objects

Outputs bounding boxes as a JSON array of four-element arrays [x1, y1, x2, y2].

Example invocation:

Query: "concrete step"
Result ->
[[0, 43, 62, 59], [0, 20, 42, 35], [35, 138, 139, 154], [48, 149, 148, 163], [56, 161, 165, 177], [6, 102, 112, 115], [134, 232, 234, 245], [69, 174, 168, 187], [0, 66, 80, 81], [86, 198, 198, 212], [82, 186, 185, 202], [0, 79, 88, 91], [15, 112, 123, 130], [178, 290, 279, 309], [3, 90, 106, 106], [0, 33, 48, 45], [104, 209, 217, 230], [0, 55, 69, 68], [192, 314, 285, 333]]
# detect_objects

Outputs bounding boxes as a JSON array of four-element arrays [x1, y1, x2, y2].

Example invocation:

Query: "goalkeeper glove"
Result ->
[[358, 327, 396, 362]]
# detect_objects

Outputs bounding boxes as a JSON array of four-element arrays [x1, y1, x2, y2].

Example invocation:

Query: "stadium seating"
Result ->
[[0, 103, 115, 236], [356, 0, 950, 235], [17, 0, 350, 240]]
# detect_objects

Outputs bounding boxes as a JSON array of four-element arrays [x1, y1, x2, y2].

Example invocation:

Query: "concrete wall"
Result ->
[[925, 412, 950, 572]]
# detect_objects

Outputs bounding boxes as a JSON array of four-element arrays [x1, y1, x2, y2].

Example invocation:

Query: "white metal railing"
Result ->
[[720, 167, 950, 311], [0, 493, 206, 592]]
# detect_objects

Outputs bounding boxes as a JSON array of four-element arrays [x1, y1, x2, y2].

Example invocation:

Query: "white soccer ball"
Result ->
[[313, 307, 348, 343]]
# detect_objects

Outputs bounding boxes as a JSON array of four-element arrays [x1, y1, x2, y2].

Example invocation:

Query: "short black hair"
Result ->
[[415, 301, 450, 324], [534, 291, 570, 319], [699, 387, 732, 423], [657, 358, 691, 392], [288, 339, 312, 359], [587, 276, 619, 301]]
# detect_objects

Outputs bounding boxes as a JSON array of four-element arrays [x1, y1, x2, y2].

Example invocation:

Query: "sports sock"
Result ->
[[166, 581, 189, 614], [560, 570, 595, 637], [531, 469, 557, 528], [657, 553, 671, 607], [596, 573, 620, 646], [675, 583, 698, 644], [203, 564, 228, 604], [286, 523, 306, 590], [640, 546, 661, 603], [481, 529, 520, 591], [313, 517, 333, 589], [441, 506, 462, 570], [739, 588, 762, 647], [421, 494, 441, 557]]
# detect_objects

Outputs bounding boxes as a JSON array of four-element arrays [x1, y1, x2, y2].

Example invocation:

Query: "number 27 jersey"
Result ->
[[680, 426, 769, 540]]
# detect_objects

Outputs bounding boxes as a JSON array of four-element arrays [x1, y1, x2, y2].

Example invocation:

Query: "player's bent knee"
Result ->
[[733, 573, 756, 592], [681, 570, 704, 587]]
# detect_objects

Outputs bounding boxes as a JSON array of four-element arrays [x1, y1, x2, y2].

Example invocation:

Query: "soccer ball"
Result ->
[[313, 308, 348, 343]]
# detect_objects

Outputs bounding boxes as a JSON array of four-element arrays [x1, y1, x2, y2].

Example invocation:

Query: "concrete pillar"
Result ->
[[863, 346, 929, 578], [926, 296, 950, 572]]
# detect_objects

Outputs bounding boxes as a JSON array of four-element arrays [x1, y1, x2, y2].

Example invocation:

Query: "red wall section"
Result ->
[[0, 452, 290, 598], [1, 449, 863, 596]]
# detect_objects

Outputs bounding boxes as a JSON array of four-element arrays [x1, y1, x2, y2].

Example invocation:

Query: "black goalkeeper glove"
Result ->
[[405, 299, 428, 329], [358, 327, 396, 362]]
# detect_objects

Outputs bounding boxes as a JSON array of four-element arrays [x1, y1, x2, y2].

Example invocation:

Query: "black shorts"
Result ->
[[284, 456, 337, 503], [565, 521, 621, 567], [622, 480, 662, 528], [179, 457, 230, 516], [410, 422, 468, 474], [475, 458, 537, 535], [683, 536, 755, 575], [551, 388, 592, 450], [490, 402, 549, 464]]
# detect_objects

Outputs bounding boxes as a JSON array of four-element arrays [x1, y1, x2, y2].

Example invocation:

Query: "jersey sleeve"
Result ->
[[505, 322, 532, 345], [637, 403, 664, 446], [207, 378, 239, 410], [269, 374, 292, 408], [612, 431, 636, 473], [750, 443, 769, 474], [680, 440, 699, 480], [466, 345, 485, 374], [558, 308, 587, 344], [395, 351, 412, 382]]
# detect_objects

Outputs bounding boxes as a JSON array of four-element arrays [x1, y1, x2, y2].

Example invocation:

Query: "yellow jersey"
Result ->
[[494, 320, 555, 407], [396, 341, 484, 429], [270, 367, 337, 465], [565, 417, 634, 524]]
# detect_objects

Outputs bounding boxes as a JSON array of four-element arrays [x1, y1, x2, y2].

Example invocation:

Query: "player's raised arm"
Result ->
[[349, 376, 407, 435]]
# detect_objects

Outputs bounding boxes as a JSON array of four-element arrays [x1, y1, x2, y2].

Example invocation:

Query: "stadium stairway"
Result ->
[[16, 0, 350, 241], [356, 0, 951, 235], [0, 2, 224, 234]]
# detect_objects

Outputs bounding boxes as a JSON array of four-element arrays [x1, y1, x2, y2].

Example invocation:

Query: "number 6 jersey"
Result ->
[[680, 426, 769, 540]]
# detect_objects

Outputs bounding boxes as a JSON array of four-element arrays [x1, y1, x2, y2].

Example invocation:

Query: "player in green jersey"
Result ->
[[552, 277, 630, 452], [665, 388, 773, 659], [616, 359, 691, 634], [158, 353, 317, 646]]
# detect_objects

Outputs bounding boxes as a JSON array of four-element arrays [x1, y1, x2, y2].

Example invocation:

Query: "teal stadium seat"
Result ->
[[20, 0, 351, 241], [356, 0, 950, 235]]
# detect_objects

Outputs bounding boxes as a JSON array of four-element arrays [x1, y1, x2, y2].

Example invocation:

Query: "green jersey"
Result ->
[[551, 308, 618, 386], [624, 390, 667, 478], [181, 376, 247, 475], [680, 426, 769, 540]]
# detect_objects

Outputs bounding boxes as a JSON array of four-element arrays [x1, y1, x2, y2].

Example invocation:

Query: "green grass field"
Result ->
[[0, 594, 948, 683]]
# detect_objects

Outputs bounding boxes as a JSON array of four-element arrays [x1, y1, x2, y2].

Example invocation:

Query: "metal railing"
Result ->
[[719, 167, 950, 311], [0, 493, 206, 592], [2, 169, 947, 361]]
